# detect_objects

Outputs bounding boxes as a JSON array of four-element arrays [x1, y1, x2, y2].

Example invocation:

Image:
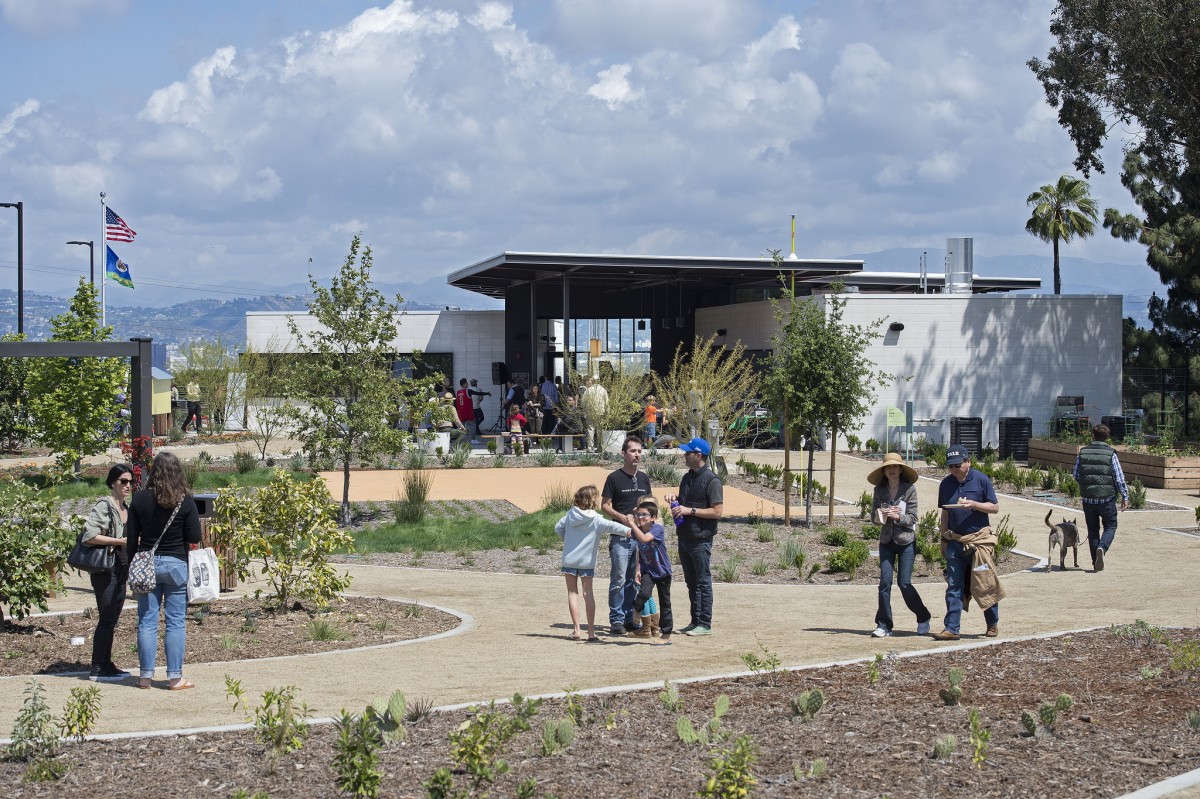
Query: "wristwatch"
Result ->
[[690, 507, 696, 516]]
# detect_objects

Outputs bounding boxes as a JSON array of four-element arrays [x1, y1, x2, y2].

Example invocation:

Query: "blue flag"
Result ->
[[105, 245, 134, 289]]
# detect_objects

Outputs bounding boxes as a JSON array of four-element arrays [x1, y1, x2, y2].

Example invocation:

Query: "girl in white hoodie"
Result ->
[[555, 484, 633, 641]]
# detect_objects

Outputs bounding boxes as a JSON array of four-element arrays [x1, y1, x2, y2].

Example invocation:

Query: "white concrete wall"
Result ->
[[700, 293, 1123, 450], [245, 309, 506, 388]]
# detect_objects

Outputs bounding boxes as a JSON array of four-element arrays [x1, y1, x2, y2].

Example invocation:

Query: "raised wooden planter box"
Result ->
[[1028, 438, 1200, 490]]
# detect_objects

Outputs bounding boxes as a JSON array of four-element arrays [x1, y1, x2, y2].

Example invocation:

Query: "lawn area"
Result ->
[[350, 506, 564, 554]]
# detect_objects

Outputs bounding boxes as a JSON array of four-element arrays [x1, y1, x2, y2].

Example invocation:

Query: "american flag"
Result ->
[[105, 207, 137, 242]]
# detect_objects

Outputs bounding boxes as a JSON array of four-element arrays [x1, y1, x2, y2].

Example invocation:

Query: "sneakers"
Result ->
[[985, 625, 999, 638], [932, 629, 960, 641], [916, 620, 931, 635], [609, 623, 628, 636], [89, 662, 131, 682], [1094, 547, 1105, 572], [685, 626, 712, 636], [678, 623, 698, 634], [871, 626, 891, 638]]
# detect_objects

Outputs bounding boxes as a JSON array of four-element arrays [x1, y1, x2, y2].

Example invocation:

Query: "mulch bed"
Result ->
[[4, 626, 1198, 797], [0, 596, 458, 678]]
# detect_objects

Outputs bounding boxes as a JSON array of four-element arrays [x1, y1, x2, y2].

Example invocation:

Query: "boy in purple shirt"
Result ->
[[630, 497, 673, 645]]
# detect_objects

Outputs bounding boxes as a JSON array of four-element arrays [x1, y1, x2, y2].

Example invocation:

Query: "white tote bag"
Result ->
[[187, 547, 221, 604]]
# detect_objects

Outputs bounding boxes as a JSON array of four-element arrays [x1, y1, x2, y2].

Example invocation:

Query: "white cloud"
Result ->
[[141, 47, 239, 129], [0, 99, 38, 154], [916, 150, 964, 183], [587, 64, 641, 109]]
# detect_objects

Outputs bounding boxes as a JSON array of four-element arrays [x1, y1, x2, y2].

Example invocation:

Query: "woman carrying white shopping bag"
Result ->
[[126, 452, 202, 691], [187, 546, 221, 604]]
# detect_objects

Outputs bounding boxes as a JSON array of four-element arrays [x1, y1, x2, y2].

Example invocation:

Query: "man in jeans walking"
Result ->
[[601, 436, 650, 635], [665, 437, 724, 637], [1072, 423, 1129, 571]]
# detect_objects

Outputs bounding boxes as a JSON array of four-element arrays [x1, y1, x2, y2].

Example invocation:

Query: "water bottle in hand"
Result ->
[[667, 500, 681, 526]]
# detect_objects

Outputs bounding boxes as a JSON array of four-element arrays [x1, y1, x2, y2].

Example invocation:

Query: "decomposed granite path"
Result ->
[[3, 452, 1198, 750]]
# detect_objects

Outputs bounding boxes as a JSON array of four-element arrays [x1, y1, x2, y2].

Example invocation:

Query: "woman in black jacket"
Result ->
[[81, 463, 134, 681], [127, 451, 202, 690]]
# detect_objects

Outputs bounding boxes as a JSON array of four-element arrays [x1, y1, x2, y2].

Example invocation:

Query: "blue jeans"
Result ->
[[677, 538, 713, 628], [1083, 499, 1118, 565], [876, 539, 931, 632], [942, 540, 998, 634], [608, 536, 638, 626], [136, 555, 189, 679]]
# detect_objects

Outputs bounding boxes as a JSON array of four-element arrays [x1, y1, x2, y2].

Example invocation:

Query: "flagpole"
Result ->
[[99, 191, 108, 326]]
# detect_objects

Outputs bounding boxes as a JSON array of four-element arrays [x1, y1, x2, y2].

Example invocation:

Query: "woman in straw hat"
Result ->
[[866, 452, 932, 637]]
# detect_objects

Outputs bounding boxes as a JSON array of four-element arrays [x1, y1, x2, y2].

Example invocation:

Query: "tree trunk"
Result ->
[[1053, 236, 1061, 295], [827, 425, 837, 525], [782, 396, 791, 525], [341, 460, 352, 526]]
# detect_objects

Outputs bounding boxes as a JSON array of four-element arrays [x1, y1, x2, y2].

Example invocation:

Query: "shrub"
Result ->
[[861, 524, 881, 540], [932, 734, 957, 759], [1061, 475, 1080, 498], [233, 449, 258, 474], [0, 481, 77, 623], [699, 735, 758, 799], [646, 460, 680, 485], [1129, 478, 1147, 509], [777, 538, 804, 571], [445, 444, 470, 469], [541, 481, 573, 513], [755, 523, 775, 543], [534, 445, 557, 467], [865, 438, 880, 454], [994, 514, 1017, 562], [821, 528, 850, 547], [925, 443, 948, 467], [827, 541, 870, 578], [845, 434, 861, 452], [857, 491, 872, 519], [714, 556, 743, 583], [333, 711, 383, 799], [211, 470, 353, 609], [394, 468, 434, 524]]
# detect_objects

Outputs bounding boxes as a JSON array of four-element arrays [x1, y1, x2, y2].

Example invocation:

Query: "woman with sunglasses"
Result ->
[[80, 464, 135, 681]]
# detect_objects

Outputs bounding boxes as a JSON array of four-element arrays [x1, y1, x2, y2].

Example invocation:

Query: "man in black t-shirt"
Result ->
[[601, 436, 651, 635], [665, 437, 724, 636]]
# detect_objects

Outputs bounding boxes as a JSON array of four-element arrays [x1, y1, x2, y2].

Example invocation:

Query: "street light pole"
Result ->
[[67, 240, 95, 285], [0, 201, 23, 335]]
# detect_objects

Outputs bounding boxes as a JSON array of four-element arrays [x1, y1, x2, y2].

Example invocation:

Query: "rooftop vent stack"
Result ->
[[945, 237, 974, 294]]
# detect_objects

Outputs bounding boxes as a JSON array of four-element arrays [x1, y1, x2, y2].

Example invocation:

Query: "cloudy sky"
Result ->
[[0, 0, 1155, 308]]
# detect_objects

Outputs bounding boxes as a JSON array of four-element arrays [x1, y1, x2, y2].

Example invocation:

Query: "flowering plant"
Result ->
[[120, 435, 155, 490]]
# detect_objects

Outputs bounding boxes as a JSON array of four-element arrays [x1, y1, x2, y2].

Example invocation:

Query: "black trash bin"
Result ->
[[1101, 415, 1126, 442], [950, 416, 983, 457], [998, 417, 1033, 460]]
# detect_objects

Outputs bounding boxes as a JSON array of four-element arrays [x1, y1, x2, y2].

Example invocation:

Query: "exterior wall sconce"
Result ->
[[716, 328, 727, 336], [889, 322, 905, 332]]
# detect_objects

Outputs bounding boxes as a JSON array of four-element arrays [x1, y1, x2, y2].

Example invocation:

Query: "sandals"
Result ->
[[585, 636, 602, 643], [168, 680, 196, 691], [567, 633, 582, 641], [137, 679, 153, 690]]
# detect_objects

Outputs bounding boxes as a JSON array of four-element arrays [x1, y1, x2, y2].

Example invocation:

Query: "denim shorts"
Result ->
[[562, 567, 595, 577]]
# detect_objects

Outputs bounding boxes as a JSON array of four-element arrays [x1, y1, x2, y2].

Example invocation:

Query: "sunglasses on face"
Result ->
[[116, 478, 133, 485]]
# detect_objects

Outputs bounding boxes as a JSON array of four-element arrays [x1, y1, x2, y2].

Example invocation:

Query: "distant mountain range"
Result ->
[[0, 249, 1157, 347]]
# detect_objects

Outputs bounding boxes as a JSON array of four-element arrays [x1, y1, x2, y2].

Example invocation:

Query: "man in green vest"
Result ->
[[1071, 424, 1129, 572]]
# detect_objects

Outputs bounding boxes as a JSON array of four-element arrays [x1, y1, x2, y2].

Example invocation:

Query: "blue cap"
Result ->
[[945, 444, 970, 465], [679, 437, 712, 456]]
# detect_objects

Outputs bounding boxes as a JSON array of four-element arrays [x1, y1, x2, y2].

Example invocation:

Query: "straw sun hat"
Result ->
[[866, 451, 919, 485]]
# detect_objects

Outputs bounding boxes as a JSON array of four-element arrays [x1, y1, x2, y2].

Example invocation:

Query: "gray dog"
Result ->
[[1045, 508, 1081, 571]]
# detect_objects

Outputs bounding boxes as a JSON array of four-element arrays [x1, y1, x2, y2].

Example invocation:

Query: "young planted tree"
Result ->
[[26, 279, 125, 474], [653, 334, 760, 463], [174, 338, 246, 433], [554, 363, 652, 449], [761, 279, 886, 523], [281, 236, 431, 523], [1025, 175, 1099, 295], [0, 481, 79, 622], [240, 339, 298, 462]]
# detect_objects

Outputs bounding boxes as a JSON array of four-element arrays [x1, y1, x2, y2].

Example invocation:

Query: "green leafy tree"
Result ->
[[761, 276, 886, 523], [281, 236, 437, 523], [210, 469, 353, 609], [0, 481, 79, 622], [652, 334, 760, 457], [1029, 0, 1200, 351], [26, 279, 125, 473], [1025, 175, 1099, 295], [553, 363, 652, 447], [0, 332, 32, 451]]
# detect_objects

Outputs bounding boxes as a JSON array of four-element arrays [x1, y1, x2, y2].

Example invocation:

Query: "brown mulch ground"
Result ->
[[3, 626, 1198, 797], [0, 596, 458, 678]]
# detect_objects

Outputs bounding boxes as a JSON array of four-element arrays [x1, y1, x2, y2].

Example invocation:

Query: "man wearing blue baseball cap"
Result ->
[[664, 437, 724, 636], [933, 444, 1005, 640]]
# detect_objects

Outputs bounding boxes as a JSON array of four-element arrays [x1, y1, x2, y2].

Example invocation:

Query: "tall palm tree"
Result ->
[[1025, 175, 1099, 295]]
